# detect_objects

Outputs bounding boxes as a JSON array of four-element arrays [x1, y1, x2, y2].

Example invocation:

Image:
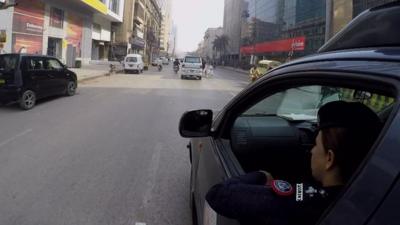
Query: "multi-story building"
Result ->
[[113, 0, 161, 65], [223, 0, 397, 68], [159, 0, 172, 57], [201, 27, 223, 61], [0, 0, 124, 66], [223, 0, 243, 66]]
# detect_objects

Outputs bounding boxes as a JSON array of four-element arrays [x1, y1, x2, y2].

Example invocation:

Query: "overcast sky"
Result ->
[[171, 0, 224, 52]]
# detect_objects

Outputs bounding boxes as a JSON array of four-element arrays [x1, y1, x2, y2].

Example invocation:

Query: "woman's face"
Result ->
[[311, 131, 329, 182]]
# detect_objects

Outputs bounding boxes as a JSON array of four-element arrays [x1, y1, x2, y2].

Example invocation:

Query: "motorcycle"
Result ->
[[173, 65, 179, 74]]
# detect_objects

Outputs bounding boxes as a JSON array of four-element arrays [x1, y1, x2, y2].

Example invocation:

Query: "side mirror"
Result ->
[[179, 110, 213, 137]]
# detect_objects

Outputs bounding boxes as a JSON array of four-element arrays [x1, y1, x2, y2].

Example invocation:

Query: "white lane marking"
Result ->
[[135, 223, 146, 225], [0, 129, 33, 148], [142, 143, 162, 208], [229, 92, 236, 97]]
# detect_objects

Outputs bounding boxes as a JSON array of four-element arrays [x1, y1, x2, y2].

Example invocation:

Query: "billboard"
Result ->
[[12, 0, 45, 54], [66, 13, 83, 57], [240, 36, 306, 55]]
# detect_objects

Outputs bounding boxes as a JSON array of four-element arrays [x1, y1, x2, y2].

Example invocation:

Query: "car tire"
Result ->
[[198, 76, 202, 80], [66, 81, 77, 96], [19, 90, 36, 110], [181, 75, 185, 80]]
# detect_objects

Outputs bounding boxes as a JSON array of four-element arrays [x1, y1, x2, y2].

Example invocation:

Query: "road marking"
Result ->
[[0, 129, 33, 148], [135, 223, 146, 225], [230, 92, 236, 97]]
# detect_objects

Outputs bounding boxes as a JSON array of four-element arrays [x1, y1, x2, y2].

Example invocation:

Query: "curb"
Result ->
[[220, 66, 248, 75], [77, 70, 124, 83]]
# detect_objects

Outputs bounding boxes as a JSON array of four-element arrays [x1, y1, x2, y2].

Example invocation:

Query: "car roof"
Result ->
[[319, 2, 400, 53], [126, 54, 141, 57], [273, 47, 400, 79]]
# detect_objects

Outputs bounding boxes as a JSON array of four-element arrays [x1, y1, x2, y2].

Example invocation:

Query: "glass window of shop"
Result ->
[[109, 0, 120, 14], [50, 7, 64, 29], [240, 0, 326, 63]]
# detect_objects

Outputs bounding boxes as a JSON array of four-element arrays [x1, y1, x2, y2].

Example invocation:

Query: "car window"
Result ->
[[126, 57, 137, 63], [0, 55, 18, 71], [243, 85, 395, 121], [25, 57, 45, 71], [185, 57, 201, 63], [45, 58, 63, 70]]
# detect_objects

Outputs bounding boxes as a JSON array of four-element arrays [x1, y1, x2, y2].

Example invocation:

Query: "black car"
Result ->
[[0, 54, 77, 110], [180, 3, 400, 225]]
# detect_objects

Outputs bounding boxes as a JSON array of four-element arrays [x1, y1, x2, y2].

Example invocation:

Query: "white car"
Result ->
[[123, 54, 144, 74], [181, 56, 203, 80], [161, 57, 169, 65]]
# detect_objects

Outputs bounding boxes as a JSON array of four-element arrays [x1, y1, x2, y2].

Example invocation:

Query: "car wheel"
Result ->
[[66, 81, 77, 96], [19, 90, 36, 110], [181, 75, 185, 80], [124, 70, 127, 74], [198, 76, 202, 80]]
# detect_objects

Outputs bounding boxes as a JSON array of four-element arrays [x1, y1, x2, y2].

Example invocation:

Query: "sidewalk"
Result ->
[[220, 66, 248, 75], [70, 61, 123, 82]]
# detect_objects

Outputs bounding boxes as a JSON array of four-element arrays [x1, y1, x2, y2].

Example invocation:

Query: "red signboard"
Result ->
[[241, 36, 306, 55], [12, 0, 45, 54]]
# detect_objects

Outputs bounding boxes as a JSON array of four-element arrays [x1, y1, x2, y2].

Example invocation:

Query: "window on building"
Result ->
[[109, 0, 120, 14], [50, 7, 64, 28]]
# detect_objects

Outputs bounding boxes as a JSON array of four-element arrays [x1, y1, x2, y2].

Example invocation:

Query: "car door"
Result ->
[[45, 57, 68, 94], [22, 57, 56, 98], [194, 64, 399, 225]]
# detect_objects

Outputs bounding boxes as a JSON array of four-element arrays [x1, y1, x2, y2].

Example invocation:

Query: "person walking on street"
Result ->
[[202, 59, 207, 76]]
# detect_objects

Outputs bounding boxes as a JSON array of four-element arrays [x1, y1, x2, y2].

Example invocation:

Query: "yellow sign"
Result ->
[[81, 0, 107, 14], [0, 30, 6, 43]]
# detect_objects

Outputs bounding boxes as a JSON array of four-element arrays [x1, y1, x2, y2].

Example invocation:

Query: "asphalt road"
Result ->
[[0, 66, 248, 225]]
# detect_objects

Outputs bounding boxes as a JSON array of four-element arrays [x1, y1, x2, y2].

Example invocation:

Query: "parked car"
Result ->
[[249, 59, 282, 82], [152, 58, 162, 66], [181, 56, 203, 80], [179, 3, 400, 225], [0, 54, 77, 110], [123, 54, 144, 74]]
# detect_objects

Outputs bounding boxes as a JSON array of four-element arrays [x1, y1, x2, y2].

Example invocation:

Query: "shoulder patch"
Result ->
[[271, 180, 294, 197]]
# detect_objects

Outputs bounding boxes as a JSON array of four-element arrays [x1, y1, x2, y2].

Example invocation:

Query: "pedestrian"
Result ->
[[0, 43, 6, 54], [206, 101, 382, 225], [207, 64, 214, 78], [202, 59, 207, 76]]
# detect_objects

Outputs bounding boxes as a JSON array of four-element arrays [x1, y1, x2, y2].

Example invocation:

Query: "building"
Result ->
[[223, 0, 243, 66], [221, 0, 398, 68], [113, 0, 162, 64], [0, 0, 124, 66], [158, 0, 172, 57], [201, 27, 223, 61]]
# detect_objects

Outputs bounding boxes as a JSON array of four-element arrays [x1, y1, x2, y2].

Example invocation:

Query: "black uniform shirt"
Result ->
[[206, 172, 342, 225]]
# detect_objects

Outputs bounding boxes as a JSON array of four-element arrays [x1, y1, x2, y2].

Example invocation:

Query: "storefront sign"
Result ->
[[241, 36, 306, 55], [66, 14, 83, 57], [130, 37, 145, 48], [12, 0, 45, 54]]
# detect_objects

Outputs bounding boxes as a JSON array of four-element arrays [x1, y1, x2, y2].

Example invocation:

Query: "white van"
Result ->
[[181, 56, 203, 80], [123, 54, 144, 74]]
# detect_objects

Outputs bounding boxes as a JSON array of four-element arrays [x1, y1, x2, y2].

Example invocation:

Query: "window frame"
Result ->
[[210, 69, 400, 224]]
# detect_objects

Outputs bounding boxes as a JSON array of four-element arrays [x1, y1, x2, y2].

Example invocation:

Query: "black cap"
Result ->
[[318, 101, 382, 130]]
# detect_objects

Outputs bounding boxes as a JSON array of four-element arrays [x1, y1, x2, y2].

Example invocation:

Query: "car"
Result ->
[[179, 3, 400, 225], [0, 54, 77, 110], [249, 59, 282, 82], [181, 56, 203, 80], [161, 57, 169, 65], [123, 54, 144, 74], [152, 58, 162, 66]]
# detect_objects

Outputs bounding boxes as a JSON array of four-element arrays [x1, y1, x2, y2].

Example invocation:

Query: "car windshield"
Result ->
[[0, 55, 18, 71], [243, 86, 395, 121], [126, 57, 137, 62], [185, 57, 201, 63]]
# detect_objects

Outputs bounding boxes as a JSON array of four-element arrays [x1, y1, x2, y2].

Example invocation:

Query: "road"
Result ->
[[0, 66, 248, 225]]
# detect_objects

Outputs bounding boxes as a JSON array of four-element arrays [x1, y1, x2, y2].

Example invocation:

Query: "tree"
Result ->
[[212, 35, 229, 63]]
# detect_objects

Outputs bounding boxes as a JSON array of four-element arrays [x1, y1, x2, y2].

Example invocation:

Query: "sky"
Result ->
[[171, 0, 224, 52]]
